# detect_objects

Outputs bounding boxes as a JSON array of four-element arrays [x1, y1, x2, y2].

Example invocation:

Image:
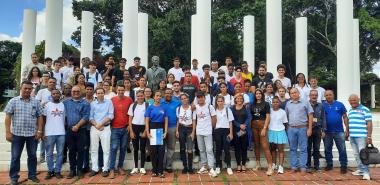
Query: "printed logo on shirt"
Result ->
[[51, 108, 64, 117], [198, 111, 207, 120]]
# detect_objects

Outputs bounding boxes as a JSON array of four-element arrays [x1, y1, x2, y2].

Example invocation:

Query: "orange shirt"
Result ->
[[111, 96, 133, 128]]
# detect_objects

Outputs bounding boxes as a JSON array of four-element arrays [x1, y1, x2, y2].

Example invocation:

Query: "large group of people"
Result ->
[[4, 53, 373, 185]]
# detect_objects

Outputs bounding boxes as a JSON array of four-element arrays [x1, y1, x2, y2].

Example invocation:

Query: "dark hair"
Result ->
[[51, 89, 61, 94], [75, 73, 85, 85], [202, 64, 210, 70], [244, 79, 251, 84], [277, 64, 286, 71], [85, 82, 94, 89], [120, 58, 127, 62], [53, 60, 61, 65], [241, 61, 248, 65], [254, 89, 265, 103], [57, 57, 66, 62], [173, 57, 181, 62], [158, 79, 167, 90], [73, 66, 80, 72], [192, 59, 198, 62], [95, 87, 105, 93], [183, 65, 191, 71], [117, 84, 125, 89], [234, 82, 242, 88], [48, 77, 57, 82], [217, 76, 226, 81], [172, 80, 180, 85], [265, 83, 274, 95], [44, 57, 53, 63], [227, 64, 234, 68], [21, 80, 33, 86], [273, 79, 282, 93], [27, 66, 42, 80], [133, 57, 141, 61], [136, 90, 144, 96], [272, 96, 280, 102], [184, 71, 192, 76], [235, 66, 242, 71], [88, 61, 96, 66], [293, 73, 309, 87], [214, 95, 225, 110]]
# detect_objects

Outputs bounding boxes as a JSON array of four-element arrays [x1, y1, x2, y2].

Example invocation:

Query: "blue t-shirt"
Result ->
[[323, 101, 347, 132], [145, 104, 167, 123], [161, 98, 181, 128]]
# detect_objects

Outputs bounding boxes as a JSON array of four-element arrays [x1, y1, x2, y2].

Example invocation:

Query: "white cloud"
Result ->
[[0, 0, 79, 45]]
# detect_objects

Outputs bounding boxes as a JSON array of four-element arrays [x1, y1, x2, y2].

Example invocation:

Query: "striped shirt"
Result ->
[[348, 104, 372, 138]]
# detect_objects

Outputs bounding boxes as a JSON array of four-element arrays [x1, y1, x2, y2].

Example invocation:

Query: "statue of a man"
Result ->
[[146, 56, 167, 92]]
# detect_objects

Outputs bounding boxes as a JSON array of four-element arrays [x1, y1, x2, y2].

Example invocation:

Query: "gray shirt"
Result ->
[[285, 99, 314, 126]]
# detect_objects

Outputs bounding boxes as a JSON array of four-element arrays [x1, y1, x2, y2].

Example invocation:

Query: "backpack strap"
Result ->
[[132, 102, 138, 114], [86, 72, 90, 81]]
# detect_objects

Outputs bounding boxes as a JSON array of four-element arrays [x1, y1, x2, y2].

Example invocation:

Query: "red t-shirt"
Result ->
[[230, 77, 247, 92], [111, 96, 133, 128]]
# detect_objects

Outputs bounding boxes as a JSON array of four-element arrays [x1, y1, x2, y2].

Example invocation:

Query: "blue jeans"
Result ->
[[350, 137, 369, 174], [287, 127, 308, 170], [323, 132, 347, 168], [109, 128, 128, 170], [39, 140, 46, 158], [46, 135, 65, 173], [10, 135, 38, 181]]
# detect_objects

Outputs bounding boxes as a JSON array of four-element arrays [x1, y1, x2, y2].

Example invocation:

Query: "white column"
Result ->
[[353, 19, 361, 97], [191, 14, 201, 64], [296, 17, 308, 80], [336, 0, 354, 105], [138, 13, 148, 68], [243, 15, 255, 72], [266, 0, 282, 74], [371, 85, 376, 108], [80, 11, 94, 62], [196, 0, 211, 68], [45, 0, 63, 60], [122, 0, 138, 65], [21, 9, 37, 81]]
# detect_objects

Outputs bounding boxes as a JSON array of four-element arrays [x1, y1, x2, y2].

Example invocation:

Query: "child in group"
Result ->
[[268, 96, 288, 174]]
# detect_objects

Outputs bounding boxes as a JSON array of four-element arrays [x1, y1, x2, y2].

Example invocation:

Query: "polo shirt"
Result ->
[[323, 101, 347, 132], [161, 98, 181, 128], [348, 104, 372, 138], [111, 96, 133, 128], [285, 99, 314, 126], [145, 104, 167, 123]]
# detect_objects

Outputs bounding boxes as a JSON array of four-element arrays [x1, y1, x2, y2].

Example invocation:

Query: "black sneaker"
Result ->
[[165, 168, 173, 173], [325, 165, 333, 171], [77, 171, 84, 179], [102, 170, 110, 177], [188, 168, 194, 174], [10, 180, 17, 185], [182, 168, 188, 174], [28, 177, 40, 183], [82, 167, 91, 173], [55, 173, 63, 179], [66, 171, 76, 179], [340, 167, 347, 174], [127, 148, 132, 153], [88, 170, 98, 177], [45, 171, 55, 180]]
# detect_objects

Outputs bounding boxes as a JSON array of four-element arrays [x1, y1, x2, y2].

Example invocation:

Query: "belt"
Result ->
[[180, 124, 193, 128], [289, 124, 308, 128]]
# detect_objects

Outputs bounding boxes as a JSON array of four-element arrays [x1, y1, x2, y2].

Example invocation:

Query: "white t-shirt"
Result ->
[[310, 86, 326, 103], [193, 94, 212, 106], [105, 92, 116, 100], [60, 66, 74, 84], [215, 107, 234, 129], [128, 103, 147, 125], [269, 108, 288, 131], [176, 106, 193, 126], [193, 104, 216, 136], [191, 68, 203, 81], [265, 94, 274, 105], [273, 77, 292, 89], [51, 70, 63, 90], [209, 71, 219, 85], [43, 102, 66, 136], [294, 84, 310, 102], [168, 67, 184, 81], [243, 94, 250, 104], [214, 94, 234, 108], [36, 88, 52, 105], [124, 91, 131, 97], [86, 72, 103, 88]]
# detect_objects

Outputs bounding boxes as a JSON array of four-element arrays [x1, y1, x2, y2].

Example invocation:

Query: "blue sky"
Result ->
[[0, 0, 45, 37]]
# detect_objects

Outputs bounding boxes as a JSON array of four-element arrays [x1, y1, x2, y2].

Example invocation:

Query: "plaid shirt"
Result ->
[[4, 96, 42, 137]]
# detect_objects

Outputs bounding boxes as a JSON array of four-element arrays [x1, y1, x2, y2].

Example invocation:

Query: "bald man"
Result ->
[[348, 94, 372, 180]]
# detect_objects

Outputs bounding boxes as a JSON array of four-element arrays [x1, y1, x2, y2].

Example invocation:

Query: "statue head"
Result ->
[[151, 56, 160, 67]]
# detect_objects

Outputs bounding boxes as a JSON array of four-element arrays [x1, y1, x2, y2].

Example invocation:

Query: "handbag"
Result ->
[[360, 144, 380, 165]]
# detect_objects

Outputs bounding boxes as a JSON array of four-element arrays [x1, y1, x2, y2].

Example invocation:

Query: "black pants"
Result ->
[[149, 122, 165, 174], [234, 127, 248, 166], [179, 125, 193, 169], [214, 128, 231, 168], [307, 127, 321, 168], [67, 128, 87, 173], [132, 124, 147, 168]]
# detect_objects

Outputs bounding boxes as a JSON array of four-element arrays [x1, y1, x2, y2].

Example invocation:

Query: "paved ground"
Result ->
[[2, 168, 380, 185]]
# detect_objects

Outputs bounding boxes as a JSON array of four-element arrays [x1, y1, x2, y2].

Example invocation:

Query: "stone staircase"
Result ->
[[1, 112, 380, 171]]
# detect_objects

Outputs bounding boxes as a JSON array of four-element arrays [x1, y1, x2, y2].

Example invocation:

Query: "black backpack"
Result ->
[[132, 102, 149, 115], [86, 72, 99, 82], [49, 71, 63, 84]]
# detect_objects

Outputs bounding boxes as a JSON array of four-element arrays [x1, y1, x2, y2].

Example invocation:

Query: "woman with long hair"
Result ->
[[233, 83, 250, 105], [158, 80, 167, 96], [74, 73, 86, 97], [103, 81, 116, 100], [27, 67, 42, 97], [144, 87, 154, 105], [251, 89, 273, 175], [277, 87, 289, 110], [167, 73, 175, 89], [264, 83, 274, 105], [123, 78, 135, 101], [293, 73, 310, 101], [215, 83, 234, 108], [231, 93, 251, 173]]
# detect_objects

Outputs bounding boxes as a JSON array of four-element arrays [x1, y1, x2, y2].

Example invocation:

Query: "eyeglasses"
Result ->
[[72, 90, 80, 93]]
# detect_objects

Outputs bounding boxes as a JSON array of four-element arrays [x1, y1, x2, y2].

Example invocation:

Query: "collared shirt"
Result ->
[[4, 96, 42, 137], [323, 100, 347, 132], [90, 99, 114, 125], [310, 102, 327, 130], [285, 99, 314, 126], [63, 98, 90, 127], [348, 104, 372, 138], [160, 98, 181, 128]]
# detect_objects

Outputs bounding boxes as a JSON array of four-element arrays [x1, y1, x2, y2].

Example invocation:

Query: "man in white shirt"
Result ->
[[190, 59, 203, 81], [85, 61, 103, 88], [219, 57, 233, 73], [50, 60, 64, 91], [210, 61, 219, 82], [36, 77, 57, 106], [168, 57, 184, 81], [23, 53, 45, 80], [60, 57, 75, 84], [309, 76, 326, 103], [273, 64, 292, 90]]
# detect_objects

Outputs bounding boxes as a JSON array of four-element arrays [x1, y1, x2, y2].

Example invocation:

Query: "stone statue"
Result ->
[[146, 56, 167, 92]]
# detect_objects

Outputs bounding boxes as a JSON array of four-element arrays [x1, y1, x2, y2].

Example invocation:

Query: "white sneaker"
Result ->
[[272, 163, 277, 170], [363, 174, 371, 180], [227, 168, 233, 175], [198, 166, 208, 174], [352, 170, 364, 176], [139, 168, 146, 175], [209, 168, 218, 177], [193, 156, 199, 163], [130, 168, 139, 175], [278, 165, 284, 174], [215, 167, 221, 175]]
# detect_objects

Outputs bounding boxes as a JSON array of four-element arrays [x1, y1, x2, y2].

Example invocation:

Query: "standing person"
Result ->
[[43, 57, 53, 73], [193, 92, 218, 178], [348, 94, 372, 180], [231, 94, 251, 173], [27, 67, 42, 97], [268, 96, 288, 174], [209, 61, 219, 83], [293, 73, 310, 102], [5, 81, 44, 185], [67, 66, 81, 86], [88, 88, 114, 177], [85, 61, 103, 88], [129, 91, 149, 175], [61, 57, 75, 84], [230, 66, 246, 92], [22, 53, 45, 80], [194, 81, 213, 106], [322, 90, 348, 174], [123, 79, 135, 101], [167, 74, 175, 89], [277, 87, 289, 110], [49, 60, 64, 91], [219, 57, 233, 73], [200, 64, 214, 85], [128, 57, 147, 81], [145, 91, 168, 178], [181, 72, 198, 104], [161, 88, 181, 173], [309, 76, 326, 103], [214, 96, 234, 175], [190, 59, 203, 81], [144, 87, 154, 105], [82, 83, 95, 173], [264, 83, 274, 105], [43, 89, 66, 180], [307, 90, 326, 172], [101, 57, 115, 79], [176, 94, 195, 174], [64, 86, 90, 179], [109, 85, 133, 178], [251, 89, 273, 175], [103, 81, 116, 100], [273, 64, 292, 90], [216, 82, 234, 108], [172, 81, 182, 101], [146, 56, 167, 92], [226, 64, 235, 82], [180, 66, 200, 89], [285, 88, 313, 175], [168, 57, 184, 81], [251, 65, 273, 92], [241, 61, 254, 82], [112, 58, 127, 88], [233, 83, 250, 105], [133, 77, 147, 97]]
